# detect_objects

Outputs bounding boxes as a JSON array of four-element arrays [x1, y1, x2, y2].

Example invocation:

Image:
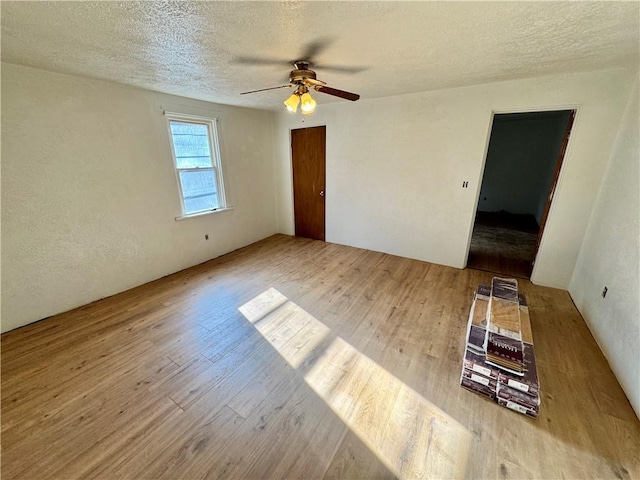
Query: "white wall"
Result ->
[[569, 77, 640, 417], [275, 69, 635, 289], [1, 63, 279, 333], [478, 111, 571, 225]]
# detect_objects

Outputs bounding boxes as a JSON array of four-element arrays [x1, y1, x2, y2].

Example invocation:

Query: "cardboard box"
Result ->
[[497, 343, 540, 395], [497, 383, 540, 408], [486, 334, 525, 374], [485, 277, 525, 374], [488, 277, 521, 336], [462, 367, 497, 390], [463, 348, 500, 380], [465, 285, 490, 353], [460, 376, 495, 400], [461, 284, 541, 417], [497, 396, 539, 418]]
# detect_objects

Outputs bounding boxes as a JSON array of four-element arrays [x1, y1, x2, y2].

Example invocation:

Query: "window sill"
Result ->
[[175, 206, 234, 221]]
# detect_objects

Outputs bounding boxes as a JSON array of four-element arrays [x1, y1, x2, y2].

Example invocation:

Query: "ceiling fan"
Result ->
[[240, 60, 360, 114]]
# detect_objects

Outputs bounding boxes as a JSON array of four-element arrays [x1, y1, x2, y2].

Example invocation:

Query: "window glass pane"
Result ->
[[170, 121, 212, 168], [179, 169, 219, 213]]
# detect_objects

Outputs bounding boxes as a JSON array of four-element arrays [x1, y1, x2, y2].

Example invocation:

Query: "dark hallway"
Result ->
[[468, 110, 574, 279]]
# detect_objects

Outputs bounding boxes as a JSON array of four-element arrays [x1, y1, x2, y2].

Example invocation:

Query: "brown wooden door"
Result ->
[[533, 110, 576, 264], [291, 126, 326, 241]]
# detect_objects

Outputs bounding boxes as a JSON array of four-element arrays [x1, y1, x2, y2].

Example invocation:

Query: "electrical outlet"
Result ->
[[462, 181, 469, 188], [205, 234, 209, 240], [602, 286, 608, 298]]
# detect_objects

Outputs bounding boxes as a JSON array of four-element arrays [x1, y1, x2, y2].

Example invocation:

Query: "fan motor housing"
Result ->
[[290, 68, 316, 84], [290, 61, 316, 84]]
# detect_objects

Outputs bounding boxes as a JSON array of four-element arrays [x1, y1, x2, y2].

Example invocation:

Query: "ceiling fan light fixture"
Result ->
[[243, 60, 359, 111], [300, 91, 316, 114], [284, 93, 300, 113]]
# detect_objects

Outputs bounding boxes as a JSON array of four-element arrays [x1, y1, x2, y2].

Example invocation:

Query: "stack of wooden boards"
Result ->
[[460, 278, 541, 418]]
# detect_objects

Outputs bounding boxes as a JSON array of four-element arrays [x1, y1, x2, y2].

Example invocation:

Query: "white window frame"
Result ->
[[165, 112, 229, 219]]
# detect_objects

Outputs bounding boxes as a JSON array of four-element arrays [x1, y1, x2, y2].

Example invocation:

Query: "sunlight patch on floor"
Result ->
[[238, 287, 289, 323], [239, 287, 329, 368], [239, 289, 471, 479], [305, 337, 471, 479]]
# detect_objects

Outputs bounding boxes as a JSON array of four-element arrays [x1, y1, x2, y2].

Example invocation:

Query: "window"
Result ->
[[166, 114, 227, 216]]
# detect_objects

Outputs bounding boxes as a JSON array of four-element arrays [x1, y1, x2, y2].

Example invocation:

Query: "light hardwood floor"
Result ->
[[2, 234, 638, 479]]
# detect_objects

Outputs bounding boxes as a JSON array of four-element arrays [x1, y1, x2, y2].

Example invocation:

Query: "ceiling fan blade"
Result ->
[[314, 86, 360, 101], [240, 85, 292, 95], [233, 56, 287, 66], [299, 38, 334, 63], [313, 64, 368, 74]]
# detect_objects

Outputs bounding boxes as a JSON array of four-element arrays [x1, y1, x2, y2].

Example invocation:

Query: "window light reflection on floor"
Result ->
[[238, 288, 330, 368], [238, 288, 471, 479]]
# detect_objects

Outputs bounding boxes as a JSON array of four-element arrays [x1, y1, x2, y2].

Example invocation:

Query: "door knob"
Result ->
[[319, 190, 324, 196]]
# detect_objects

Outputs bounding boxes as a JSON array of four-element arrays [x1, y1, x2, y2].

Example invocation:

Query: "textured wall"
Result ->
[[1, 63, 278, 333], [275, 68, 635, 289], [569, 77, 640, 417], [478, 112, 571, 224]]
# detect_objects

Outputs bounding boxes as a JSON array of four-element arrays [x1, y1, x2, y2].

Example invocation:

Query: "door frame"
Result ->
[[532, 110, 576, 265], [464, 104, 581, 280]]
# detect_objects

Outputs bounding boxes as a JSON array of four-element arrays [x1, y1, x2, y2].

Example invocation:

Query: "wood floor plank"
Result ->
[[2, 234, 638, 479], [2, 352, 179, 447], [323, 430, 397, 479]]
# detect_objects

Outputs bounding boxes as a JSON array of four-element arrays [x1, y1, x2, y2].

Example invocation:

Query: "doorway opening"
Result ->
[[467, 110, 575, 279]]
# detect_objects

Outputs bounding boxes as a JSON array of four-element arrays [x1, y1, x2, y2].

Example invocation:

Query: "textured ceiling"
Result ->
[[2, 2, 639, 110]]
